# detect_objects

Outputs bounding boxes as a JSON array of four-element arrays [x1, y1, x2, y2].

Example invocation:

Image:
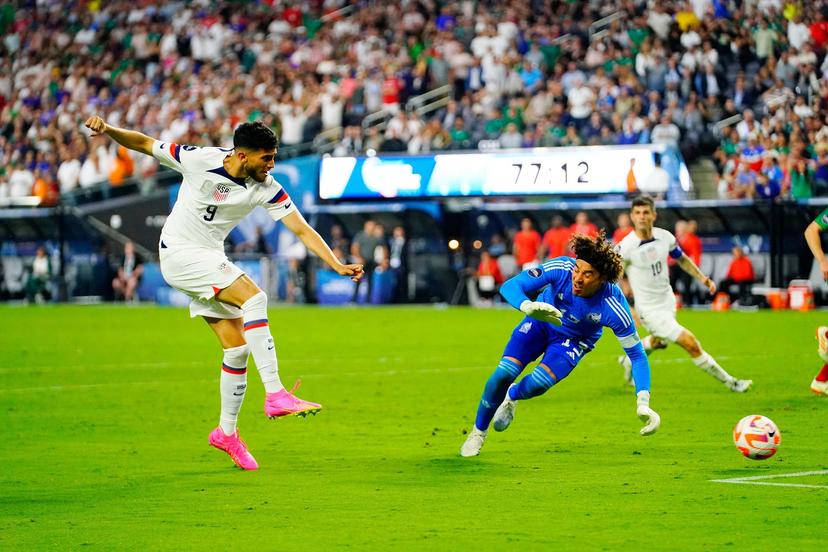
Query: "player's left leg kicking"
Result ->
[[461, 318, 550, 457], [811, 326, 828, 395], [215, 275, 322, 418]]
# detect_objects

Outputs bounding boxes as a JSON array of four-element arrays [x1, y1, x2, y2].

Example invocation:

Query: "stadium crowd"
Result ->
[[2, 1, 828, 205]]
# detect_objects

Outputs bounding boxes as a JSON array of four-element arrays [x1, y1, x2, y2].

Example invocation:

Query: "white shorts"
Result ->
[[637, 303, 685, 342], [159, 244, 245, 319]]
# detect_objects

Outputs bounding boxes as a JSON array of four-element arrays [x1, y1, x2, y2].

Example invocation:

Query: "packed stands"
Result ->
[[3, 1, 828, 205]]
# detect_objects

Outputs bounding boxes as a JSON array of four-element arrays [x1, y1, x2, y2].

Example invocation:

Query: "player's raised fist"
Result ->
[[85, 116, 107, 135]]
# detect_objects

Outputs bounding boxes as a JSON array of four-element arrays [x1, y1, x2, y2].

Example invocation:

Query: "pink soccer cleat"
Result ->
[[264, 380, 322, 418], [208, 427, 259, 470]]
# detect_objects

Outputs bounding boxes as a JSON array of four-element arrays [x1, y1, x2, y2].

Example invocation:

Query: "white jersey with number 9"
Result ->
[[153, 140, 296, 251]]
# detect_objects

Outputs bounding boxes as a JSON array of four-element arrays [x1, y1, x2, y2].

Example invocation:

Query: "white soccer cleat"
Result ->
[[618, 355, 633, 386], [460, 427, 488, 457], [492, 389, 517, 432], [811, 378, 828, 395], [727, 379, 753, 393], [817, 326, 828, 362]]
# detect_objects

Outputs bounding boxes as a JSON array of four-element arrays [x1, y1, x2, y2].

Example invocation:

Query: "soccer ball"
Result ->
[[733, 415, 781, 460]]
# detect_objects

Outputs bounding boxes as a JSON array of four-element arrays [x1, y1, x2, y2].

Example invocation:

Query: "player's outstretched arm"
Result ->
[[608, 290, 659, 436], [805, 222, 828, 280], [677, 253, 716, 295], [622, 339, 661, 436], [85, 116, 154, 156], [499, 271, 562, 324], [281, 210, 364, 282]]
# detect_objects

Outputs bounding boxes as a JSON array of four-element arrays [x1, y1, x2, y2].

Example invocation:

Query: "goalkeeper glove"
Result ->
[[519, 300, 563, 325], [636, 390, 660, 436]]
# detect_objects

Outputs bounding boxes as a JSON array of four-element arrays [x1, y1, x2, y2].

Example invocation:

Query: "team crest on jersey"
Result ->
[[218, 261, 233, 274], [212, 183, 231, 203], [587, 312, 602, 324], [528, 267, 542, 278], [646, 247, 660, 261]]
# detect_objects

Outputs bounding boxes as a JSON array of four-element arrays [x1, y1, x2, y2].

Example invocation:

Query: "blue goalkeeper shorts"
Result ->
[[501, 317, 595, 382]]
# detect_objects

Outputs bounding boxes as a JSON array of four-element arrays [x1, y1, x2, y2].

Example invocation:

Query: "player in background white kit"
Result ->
[[85, 116, 364, 470], [616, 196, 752, 393]]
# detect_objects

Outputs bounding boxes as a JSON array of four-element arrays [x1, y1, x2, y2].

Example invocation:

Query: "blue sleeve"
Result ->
[[500, 267, 554, 310], [626, 341, 651, 393], [603, 288, 650, 393]]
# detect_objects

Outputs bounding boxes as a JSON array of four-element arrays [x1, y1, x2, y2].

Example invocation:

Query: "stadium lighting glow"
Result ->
[[473, 240, 483, 249], [448, 239, 460, 251]]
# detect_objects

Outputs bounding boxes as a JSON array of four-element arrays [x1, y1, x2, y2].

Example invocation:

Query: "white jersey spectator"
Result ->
[[57, 157, 82, 194], [788, 17, 811, 50], [650, 116, 681, 148], [568, 81, 595, 120], [9, 166, 35, 197], [647, 6, 672, 39]]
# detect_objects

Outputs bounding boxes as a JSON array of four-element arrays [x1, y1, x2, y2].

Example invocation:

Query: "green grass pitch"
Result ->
[[1, 305, 826, 549]]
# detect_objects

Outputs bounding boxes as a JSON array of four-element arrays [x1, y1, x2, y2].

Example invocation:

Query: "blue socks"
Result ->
[[474, 358, 522, 431], [509, 366, 557, 400]]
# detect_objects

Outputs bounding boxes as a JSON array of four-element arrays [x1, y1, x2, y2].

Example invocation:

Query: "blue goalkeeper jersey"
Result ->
[[500, 256, 641, 353]]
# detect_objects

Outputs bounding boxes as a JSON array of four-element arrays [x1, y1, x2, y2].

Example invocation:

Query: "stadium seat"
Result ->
[[2, 257, 25, 295], [497, 255, 518, 279], [710, 254, 732, 284], [748, 254, 767, 284], [698, 254, 714, 277]]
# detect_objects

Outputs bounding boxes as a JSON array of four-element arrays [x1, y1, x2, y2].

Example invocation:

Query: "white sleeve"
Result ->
[[261, 177, 298, 222], [616, 239, 631, 264], [152, 140, 200, 173]]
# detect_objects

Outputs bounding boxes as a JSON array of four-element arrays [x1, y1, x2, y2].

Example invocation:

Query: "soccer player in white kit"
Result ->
[[85, 116, 364, 470], [616, 196, 752, 393]]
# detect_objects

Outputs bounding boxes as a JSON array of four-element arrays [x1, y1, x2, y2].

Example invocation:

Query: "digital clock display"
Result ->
[[319, 145, 682, 200]]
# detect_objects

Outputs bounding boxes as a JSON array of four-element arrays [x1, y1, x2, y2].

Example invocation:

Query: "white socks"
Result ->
[[241, 291, 284, 394], [691, 351, 734, 385], [219, 344, 249, 436]]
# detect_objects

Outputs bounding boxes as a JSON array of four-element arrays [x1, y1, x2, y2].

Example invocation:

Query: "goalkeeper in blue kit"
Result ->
[[461, 232, 660, 457]]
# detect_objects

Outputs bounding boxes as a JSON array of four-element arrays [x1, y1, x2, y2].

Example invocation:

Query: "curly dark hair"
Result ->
[[569, 231, 624, 283], [233, 121, 279, 151]]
